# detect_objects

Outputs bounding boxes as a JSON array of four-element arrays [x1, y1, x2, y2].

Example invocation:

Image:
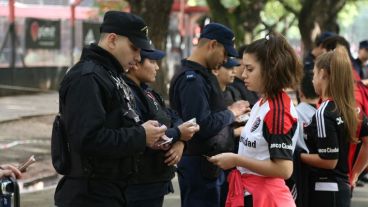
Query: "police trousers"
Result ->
[[177, 156, 225, 207]]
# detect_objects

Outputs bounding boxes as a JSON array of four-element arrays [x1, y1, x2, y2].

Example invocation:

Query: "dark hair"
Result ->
[[315, 32, 335, 46], [237, 45, 248, 59], [300, 71, 318, 99], [245, 32, 302, 98], [321, 35, 353, 60]]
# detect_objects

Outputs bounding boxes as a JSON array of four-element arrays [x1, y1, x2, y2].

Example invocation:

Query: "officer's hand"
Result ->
[[228, 100, 250, 117], [178, 121, 200, 142], [234, 126, 243, 137], [141, 120, 167, 148], [0, 164, 22, 179], [165, 141, 185, 166]]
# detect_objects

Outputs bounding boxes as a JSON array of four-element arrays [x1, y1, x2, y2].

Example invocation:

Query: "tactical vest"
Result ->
[[124, 78, 176, 184], [59, 61, 142, 180]]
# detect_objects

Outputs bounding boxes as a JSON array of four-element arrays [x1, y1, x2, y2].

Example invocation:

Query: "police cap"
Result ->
[[223, 58, 240, 69], [200, 23, 238, 57], [100, 11, 152, 50], [359, 40, 368, 49]]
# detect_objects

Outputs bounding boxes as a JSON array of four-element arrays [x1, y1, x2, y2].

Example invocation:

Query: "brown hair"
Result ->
[[315, 46, 359, 143], [245, 32, 302, 98]]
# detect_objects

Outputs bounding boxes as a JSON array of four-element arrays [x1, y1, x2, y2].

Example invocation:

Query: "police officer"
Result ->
[[213, 58, 242, 106], [169, 23, 249, 207], [303, 32, 335, 72], [212, 58, 245, 207], [353, 40, 368, 79], [231, 45, 259, 107], [54, 11, 167, 207], [123, 47, 199, 207]]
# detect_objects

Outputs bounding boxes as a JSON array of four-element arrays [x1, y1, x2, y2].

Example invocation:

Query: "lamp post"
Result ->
[[9, 0, 15, 69]]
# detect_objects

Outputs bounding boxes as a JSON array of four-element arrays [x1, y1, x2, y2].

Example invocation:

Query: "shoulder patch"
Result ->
[[81, 61, 97, 75], [185, 71, 197, 81]]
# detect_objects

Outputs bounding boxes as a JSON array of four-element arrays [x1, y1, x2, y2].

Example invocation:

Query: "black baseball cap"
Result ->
[[100, 11, 153, 51], [223, 58, 240, 69], [359, 40, 368, 49], [200, 23, 238, 57], [141, 49, 166, 60]]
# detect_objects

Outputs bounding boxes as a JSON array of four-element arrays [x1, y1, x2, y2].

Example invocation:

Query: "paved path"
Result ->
[[0, 92, 58, 122]]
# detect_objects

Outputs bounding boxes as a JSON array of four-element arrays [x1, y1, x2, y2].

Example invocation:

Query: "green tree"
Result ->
[[128, 0, 174, 98], [279, 0, 347, 54], [206, 0, 268, 45], [95, 0, 174, 97]]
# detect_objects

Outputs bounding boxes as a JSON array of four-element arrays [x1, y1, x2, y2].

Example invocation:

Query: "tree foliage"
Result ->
[[279, 0, 347, 54], [206, 0, 268, 46], [128, 0, 174, 97]]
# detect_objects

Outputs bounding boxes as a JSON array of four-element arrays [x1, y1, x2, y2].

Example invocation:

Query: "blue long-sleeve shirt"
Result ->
[[169, 59, 235, 141]]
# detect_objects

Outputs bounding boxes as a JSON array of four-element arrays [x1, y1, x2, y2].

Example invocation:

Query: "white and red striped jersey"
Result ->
[[237, 91, 299, 176]]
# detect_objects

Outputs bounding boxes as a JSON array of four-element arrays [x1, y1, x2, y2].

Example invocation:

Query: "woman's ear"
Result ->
[[320, 68, 329, 79]]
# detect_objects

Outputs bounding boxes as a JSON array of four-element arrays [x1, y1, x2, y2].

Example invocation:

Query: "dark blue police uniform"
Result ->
[[169, 59, 235, 207]]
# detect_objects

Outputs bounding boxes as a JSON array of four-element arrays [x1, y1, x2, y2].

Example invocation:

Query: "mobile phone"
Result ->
[[18, 155, 36, 172], [187, 118, 197, 125], [238, 114, 250, 122], [157, 135, 173, 146], [202, 155, 210, 159], [157, 139, 173, 146]]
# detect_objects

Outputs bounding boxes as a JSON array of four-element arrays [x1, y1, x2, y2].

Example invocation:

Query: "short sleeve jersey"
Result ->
[[237, 92, 298, 176], [305, 100, 368, 179]]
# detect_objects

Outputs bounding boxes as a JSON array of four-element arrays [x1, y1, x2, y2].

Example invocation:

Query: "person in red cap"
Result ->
[[53, 11, 167, 207]]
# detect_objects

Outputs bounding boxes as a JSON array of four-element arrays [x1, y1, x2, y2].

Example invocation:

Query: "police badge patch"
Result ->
[[251, 117, 261, 132]]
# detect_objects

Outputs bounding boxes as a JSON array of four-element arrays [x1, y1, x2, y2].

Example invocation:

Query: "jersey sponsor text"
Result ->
[[270, 143, 293, 150], [318, 147, 339, 153], [240, 136, 257, 148]]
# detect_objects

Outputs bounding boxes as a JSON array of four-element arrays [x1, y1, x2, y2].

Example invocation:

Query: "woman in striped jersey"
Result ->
[[209, 32, 302, 207]]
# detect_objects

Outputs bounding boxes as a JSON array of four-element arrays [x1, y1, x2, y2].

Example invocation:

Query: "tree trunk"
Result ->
[[128, 0, 174, 99], [206, 0, 267, 46], [298, 0, 346, 56]]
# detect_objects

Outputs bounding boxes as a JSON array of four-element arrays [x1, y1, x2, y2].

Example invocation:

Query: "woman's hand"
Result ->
[[208, 153, 238, 170], [350, 172, 359, 187], [164, 141, 185, 166]]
